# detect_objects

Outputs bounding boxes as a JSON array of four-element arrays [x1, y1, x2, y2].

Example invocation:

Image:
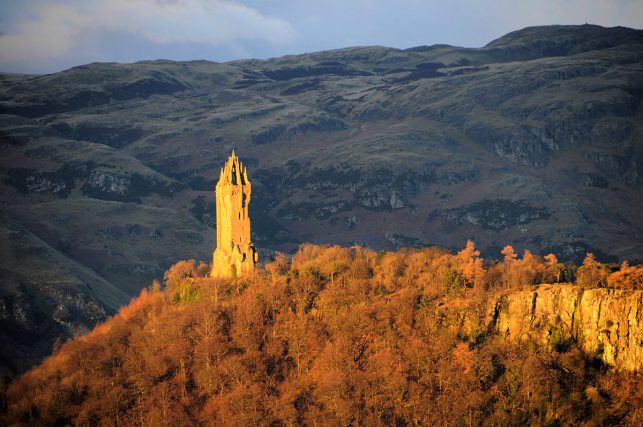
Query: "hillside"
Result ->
[[1, 24, 643, 375], [2, 244, 642, 426]]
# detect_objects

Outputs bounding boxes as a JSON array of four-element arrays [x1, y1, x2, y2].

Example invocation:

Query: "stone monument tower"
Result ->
[[210, 150, 258, 278]]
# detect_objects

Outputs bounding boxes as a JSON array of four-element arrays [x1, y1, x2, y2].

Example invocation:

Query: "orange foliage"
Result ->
[[3, 244, 641, 426], [607, 262, 643, 289], [494, 247, 562, 289], [576, 252, 609, 287], [501, 245, 517, 264], [458, 240, 486, 291]]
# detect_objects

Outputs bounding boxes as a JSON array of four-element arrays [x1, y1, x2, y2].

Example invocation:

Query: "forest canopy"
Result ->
[[2, 242, 642, 426]]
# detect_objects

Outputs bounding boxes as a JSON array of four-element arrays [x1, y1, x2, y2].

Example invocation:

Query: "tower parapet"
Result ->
[[210, 150, 258, 278]]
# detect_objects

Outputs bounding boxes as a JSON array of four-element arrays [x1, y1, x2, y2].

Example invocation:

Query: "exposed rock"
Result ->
[[184, 232, 204, 244], [487, 285, 642, 372], [389, 191, 405, 209], [588, 119, 632, 148], [81, 170, 180, 202], [258, 163, 431, 212], [3, 163, 91, 197], [4, 161, 178, 203], [384, 232, 424, 248], [586, 151, 629, 179], [345, 215, 360, 229], [1, 25, 642, 329], [0, 282, 109, 377], [48, 289, 107, 330], [440, 199, 550, 231], [149, 229, 162, 240], [95, 226, 125, 239], [435, 168, 480, 185], [353, 168, 432, 210], [277, 200, 353, 220], [127, 224, 142, 237], [85, 171, 130, 196], [3, 293, 38, 332], [584, 173, 608, 188], [133, 264, 158, 276]]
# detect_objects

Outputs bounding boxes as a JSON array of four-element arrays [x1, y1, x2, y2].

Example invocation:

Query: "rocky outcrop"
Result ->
[[487, 285, 642, 372], [4, 162, 180, 202], [84, 170, 131, 197], [0, 214, 125, 377], [4, 163, 91, 197], [277, 200, 353, 220], [584, 173, 608, 188], [80, 170, 181, 202], [438, 199, 550, 231], [257, 163, 443, 213]]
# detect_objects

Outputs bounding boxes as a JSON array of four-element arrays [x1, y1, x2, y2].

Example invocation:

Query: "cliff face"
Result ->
[[488, 285, 642, 372]]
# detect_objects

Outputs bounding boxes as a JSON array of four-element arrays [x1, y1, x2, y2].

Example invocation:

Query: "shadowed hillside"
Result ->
[[2, 243, 642, 426]]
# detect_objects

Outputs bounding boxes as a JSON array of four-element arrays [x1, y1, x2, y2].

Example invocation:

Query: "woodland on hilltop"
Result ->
[[2, 242, 642, 426]]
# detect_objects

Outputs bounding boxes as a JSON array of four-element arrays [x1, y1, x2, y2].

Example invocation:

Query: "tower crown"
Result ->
[[218, 150, 249, 186]]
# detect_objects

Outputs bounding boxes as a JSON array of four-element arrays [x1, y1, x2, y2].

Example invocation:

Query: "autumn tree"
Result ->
[[457, 240, 485, 291], [576, 253, 609, 287], [499, 247, 553, 288], [265, 251, 290, 286], [517, 250, 545, 286], [607, 262, 643, 289], [164, 259, 202, 303], [501, 245, 518, 288], [544, 253, 565, 283]]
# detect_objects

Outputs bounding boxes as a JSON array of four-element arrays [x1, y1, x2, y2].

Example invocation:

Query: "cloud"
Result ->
[[98, 0, 295, 46], [0, 0, 296, 73], [0, 4, 89, 65], [0, 0, 641, 74]]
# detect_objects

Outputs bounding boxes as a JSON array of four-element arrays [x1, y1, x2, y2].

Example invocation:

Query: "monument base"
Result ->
[[210, 244, 258, 278]]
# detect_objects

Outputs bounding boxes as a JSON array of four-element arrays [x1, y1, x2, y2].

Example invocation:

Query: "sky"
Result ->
[[1, 0, 642, 74]]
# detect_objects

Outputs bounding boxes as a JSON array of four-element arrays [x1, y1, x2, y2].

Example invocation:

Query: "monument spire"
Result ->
[[210, 150, 258, 278]]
